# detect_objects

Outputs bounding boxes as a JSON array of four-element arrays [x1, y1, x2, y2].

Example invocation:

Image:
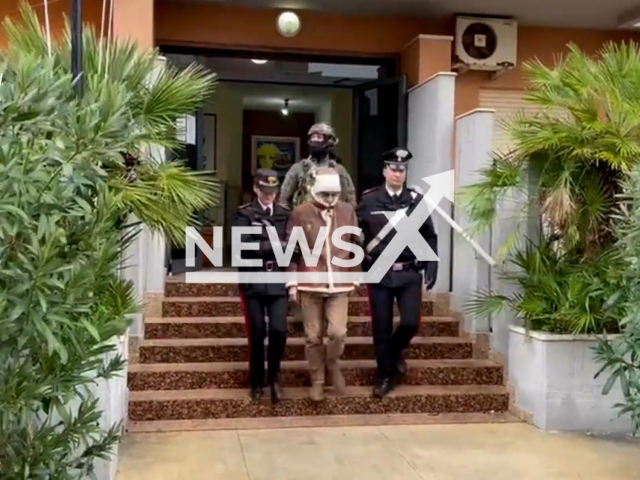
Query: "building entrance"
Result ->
[[160, 47, 407, 273]]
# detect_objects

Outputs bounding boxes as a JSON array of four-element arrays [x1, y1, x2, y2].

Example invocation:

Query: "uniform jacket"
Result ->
[[278, 157, 356, 210], [356, 185, 438, 288], [285, 201, 360, 294], [234, 200, 289, 297]]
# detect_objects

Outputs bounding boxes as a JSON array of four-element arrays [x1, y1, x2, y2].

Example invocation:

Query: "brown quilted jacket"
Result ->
[[285, 201, 361, 294]]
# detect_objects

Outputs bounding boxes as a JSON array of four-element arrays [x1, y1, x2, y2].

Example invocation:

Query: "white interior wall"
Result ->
[[406, 73, 456, 293]]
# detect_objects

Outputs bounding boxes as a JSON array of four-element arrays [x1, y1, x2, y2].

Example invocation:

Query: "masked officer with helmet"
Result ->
[[235, 169, 290, 404], [279, 122, 357, 210], [356, 148, 438, 398]]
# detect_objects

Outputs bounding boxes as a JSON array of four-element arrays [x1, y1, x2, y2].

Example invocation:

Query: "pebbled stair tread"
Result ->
[[145, 315, 457, 324], [129, 384, 507, 402], [139, 336, 469, 348], [162, 296, 430, 303], [129, 358, 498, 373]]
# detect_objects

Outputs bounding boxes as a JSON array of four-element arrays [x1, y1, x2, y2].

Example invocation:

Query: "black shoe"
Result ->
[[250, 386, 263, 400], [396, 350, 407, 377], [270, 382, 282, 404], [372, 377, 395, 398], [395, 358, 407, 383]]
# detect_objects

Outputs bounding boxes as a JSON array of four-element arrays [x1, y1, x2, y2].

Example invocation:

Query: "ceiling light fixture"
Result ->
[[281, 99, 290, 116], [251, 59, 268, 64], [276, 11, 301, 38]]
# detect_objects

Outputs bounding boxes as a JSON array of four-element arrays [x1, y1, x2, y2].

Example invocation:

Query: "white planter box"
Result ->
[[508, 326, 633, 433]]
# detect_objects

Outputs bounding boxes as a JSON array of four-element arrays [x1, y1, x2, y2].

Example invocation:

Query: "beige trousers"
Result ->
[[299, 291, 349, 384]]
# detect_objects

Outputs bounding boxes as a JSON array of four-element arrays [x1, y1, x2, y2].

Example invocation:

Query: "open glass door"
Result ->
[[167, 108, 206, 275], [353, 75, 407, 194]]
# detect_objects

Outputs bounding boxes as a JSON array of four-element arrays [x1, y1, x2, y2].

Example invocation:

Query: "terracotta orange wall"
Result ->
[[154, 2, 640, 116], [401, 36, 453, 88], [155, 1, 441, 56], [0, 0, 103, 46]]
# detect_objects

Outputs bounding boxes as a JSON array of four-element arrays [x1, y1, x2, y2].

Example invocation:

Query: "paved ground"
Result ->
[[117, 423, 640, 480]]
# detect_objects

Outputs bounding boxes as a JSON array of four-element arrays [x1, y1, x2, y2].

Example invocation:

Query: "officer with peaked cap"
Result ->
[[356, 147, 438, 398], [234, 169, 290, 404]]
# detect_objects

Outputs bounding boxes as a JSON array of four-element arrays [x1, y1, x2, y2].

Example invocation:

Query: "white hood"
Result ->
[[311, 170, 341, 207]]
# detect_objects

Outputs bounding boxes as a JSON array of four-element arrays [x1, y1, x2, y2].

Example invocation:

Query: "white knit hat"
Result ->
[[311, 169, 341, 195], [311, 168, 341, 206]]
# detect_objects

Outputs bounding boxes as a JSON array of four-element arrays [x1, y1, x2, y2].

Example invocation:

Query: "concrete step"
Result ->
[[162, 296, 434, 317], [138, 336, 474, 364], [127, 411, 519, 433], [128, 384, 510, 422], [143, 315, 460, 339], [128, 359, 503, 391]]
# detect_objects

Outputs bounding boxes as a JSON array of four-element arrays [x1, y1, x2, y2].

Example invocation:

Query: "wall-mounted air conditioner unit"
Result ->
[[454, 15, 517, 73]]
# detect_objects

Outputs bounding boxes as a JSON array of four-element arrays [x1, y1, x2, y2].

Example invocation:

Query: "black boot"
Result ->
[[372, 376, 395, 398], [250, 385, 263, 400], [270, 381, 282, 404], [396, 350, 408, 382]]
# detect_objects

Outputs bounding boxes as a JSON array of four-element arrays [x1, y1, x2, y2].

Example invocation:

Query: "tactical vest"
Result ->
[[292, 157, 338, 208]]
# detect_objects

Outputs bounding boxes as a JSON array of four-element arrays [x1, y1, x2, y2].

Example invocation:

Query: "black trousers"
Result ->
[[367, 281, 422, 377], [239, 290, 288, 388]]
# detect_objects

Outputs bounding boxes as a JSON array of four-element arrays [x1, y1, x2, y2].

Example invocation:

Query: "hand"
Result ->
[[288, 286, 299, 303], [423, 265, 437, 292]]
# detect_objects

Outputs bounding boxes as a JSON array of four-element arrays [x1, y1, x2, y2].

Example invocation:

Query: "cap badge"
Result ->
[[266, 176, 278, 185], [396, 149, 408, 160]]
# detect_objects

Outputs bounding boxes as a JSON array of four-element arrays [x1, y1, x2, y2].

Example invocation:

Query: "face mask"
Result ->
[[309, 141, 330, 158]]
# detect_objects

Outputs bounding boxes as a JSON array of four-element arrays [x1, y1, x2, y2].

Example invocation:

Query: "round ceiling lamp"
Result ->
[[276, 11, 301, 38], [251, 59, 268, 64]]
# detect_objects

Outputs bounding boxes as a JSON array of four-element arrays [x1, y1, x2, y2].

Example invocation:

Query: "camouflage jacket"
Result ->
[[278, 156, 356, 210]]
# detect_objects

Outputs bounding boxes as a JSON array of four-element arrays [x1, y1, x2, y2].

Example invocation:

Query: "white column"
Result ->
[[142, 56, 168, 297], [143, 142, 167, 295], [452, 108, 495, 332], [121, 218, 145, 337], [406, 72, 456, 293]]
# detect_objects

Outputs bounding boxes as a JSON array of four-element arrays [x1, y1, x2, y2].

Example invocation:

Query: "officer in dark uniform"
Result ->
[[235, 169, 290, 404], [356, 148, 438, 398]]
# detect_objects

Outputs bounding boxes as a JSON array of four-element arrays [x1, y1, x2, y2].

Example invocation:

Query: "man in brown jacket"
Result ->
[[285, 167, 361, 401]]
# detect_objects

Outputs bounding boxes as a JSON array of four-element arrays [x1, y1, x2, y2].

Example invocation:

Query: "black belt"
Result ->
[[390, 260, 420, 272]]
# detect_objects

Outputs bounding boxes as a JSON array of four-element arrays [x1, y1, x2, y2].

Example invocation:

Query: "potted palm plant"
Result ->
[[460, 41, 640, 433]]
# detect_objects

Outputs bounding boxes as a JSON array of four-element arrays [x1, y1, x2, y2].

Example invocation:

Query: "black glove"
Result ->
[[423, 262, 438, 290]]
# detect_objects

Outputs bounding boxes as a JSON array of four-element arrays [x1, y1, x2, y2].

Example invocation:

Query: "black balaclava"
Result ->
[[309, 138, 331, 160]]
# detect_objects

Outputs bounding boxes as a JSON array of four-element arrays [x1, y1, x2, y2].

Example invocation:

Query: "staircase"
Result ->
[[127, 282, 513, 432]]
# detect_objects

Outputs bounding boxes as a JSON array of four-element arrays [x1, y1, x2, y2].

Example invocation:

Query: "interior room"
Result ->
[[163, 52, 403, 272]]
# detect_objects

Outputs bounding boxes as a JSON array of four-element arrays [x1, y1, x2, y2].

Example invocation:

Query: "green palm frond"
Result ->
[[110, 162, 219, 244], [463, 289, 512, 319], [4, 2, 220, 241]]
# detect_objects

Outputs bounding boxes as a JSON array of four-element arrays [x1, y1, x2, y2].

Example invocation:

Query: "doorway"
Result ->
[[161, 47, 407, 273]]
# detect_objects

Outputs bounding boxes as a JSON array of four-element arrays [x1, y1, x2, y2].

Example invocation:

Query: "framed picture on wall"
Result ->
[[251, 135, 300, 181], [203, 113, 217, 171]]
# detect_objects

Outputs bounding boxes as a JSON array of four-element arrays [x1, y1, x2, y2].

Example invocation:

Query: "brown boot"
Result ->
[[310, 381, 325, 401], [306, 340, 325, 402], [328, 363, 346, 395]]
